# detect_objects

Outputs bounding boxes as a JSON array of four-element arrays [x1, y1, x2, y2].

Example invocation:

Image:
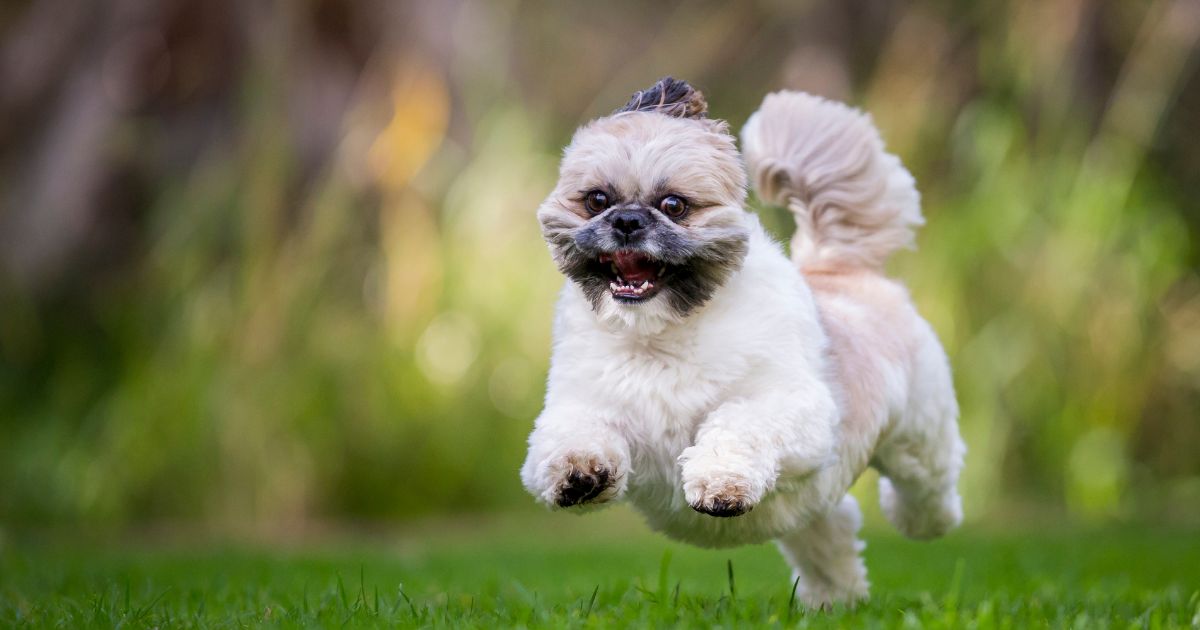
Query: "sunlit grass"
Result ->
[[3, 515, 1197, 628]]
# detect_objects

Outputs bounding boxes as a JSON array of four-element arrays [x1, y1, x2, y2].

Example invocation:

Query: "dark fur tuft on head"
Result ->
[[615, 77, 708, 119]]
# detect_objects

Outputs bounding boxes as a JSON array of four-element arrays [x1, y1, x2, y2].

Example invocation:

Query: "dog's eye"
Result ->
[[584, 191, 610, 215], [659, 195, 688, 219]]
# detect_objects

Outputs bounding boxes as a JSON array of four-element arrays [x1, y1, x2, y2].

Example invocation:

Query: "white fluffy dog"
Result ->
[[520, 77, 965, 607]]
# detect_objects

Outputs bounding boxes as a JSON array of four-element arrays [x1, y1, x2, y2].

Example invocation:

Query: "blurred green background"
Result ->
[[0, 0, 1197, 535]]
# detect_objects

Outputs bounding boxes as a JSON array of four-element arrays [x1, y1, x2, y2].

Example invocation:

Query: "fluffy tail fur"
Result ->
[[741, 91, 923, 271]]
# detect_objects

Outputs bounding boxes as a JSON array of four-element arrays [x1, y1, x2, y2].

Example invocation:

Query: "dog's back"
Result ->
[[741, 92, 965, 539]]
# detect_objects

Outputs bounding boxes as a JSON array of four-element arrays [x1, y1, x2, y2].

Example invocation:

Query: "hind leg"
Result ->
[[775, 495, 869, 609], [873, 329, 966, 540], [875, 390, 965, 539]]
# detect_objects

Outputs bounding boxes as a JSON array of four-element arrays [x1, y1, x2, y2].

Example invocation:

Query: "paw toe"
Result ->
[[691, 496, 752, 517], [555, 465, 611, 507]]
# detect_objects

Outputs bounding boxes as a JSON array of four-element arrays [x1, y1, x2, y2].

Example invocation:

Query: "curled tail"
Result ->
[[740, 91, 923, 272]]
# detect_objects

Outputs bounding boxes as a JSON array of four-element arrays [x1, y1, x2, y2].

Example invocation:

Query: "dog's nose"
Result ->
[[611, 208, 652, 237]]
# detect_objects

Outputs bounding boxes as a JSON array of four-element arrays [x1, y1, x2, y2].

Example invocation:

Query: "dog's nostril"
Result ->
[[614, 216, 641, 234], [612, 209, 651, 235]]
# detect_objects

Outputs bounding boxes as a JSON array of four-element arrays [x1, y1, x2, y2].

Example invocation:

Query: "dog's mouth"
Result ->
[[598, 251, 666, 302]]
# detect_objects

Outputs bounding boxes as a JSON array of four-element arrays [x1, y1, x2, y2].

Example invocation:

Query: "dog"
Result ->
[[520, 77, 965, 607]]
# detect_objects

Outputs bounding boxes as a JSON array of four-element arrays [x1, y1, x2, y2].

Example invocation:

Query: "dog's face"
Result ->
[[538, 79, 749, 322]]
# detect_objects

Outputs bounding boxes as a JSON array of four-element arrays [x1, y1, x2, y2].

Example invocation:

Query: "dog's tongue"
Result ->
[[610, 251, 657, 283]]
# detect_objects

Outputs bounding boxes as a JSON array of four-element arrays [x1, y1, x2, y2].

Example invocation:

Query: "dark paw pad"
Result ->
[[555, 466, 611, 507], [691, 496, 752, 518]]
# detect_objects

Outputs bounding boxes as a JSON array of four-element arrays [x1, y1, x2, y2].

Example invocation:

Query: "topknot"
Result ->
[[614, 77, 708, 119]]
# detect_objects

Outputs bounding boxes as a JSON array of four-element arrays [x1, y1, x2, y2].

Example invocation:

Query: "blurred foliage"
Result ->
[[0, 0, 1198, 531]]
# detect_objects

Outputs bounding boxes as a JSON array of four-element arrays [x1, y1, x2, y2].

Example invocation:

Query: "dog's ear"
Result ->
[[615, 77, 707, 119]]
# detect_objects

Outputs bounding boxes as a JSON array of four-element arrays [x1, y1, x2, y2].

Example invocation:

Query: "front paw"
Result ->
[[529, 451, 626, 509], [555, 459, 613, 508], [679, 446, 768, 518], [686, 476, 756, 517]]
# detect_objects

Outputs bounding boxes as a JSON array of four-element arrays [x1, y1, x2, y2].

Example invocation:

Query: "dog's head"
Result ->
[[538, 77, 750, 325]]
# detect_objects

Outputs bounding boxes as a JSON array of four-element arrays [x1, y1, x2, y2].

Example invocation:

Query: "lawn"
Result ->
[[2, 509, 1197, 628]]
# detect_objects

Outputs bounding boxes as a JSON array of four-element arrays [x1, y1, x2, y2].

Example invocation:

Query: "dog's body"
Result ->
[[521, 80, 964, 607]]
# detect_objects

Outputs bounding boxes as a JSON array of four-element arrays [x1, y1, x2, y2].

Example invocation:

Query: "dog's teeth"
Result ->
[[659, 265, 666, 275], [639, 280, 649, 289], [609, 281, 619, 292]]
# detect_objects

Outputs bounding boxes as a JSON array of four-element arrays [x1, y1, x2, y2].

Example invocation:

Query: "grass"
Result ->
[[1, 510, 1198, 628]]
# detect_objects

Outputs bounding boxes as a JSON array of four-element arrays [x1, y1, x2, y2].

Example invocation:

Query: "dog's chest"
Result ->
[[599, 338, 767, 524], [599, 340, 732, 434]]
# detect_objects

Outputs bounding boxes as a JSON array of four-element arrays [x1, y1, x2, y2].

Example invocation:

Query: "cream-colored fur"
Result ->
[[521, 88, 965, 607], [742, 91, 925, 272]]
